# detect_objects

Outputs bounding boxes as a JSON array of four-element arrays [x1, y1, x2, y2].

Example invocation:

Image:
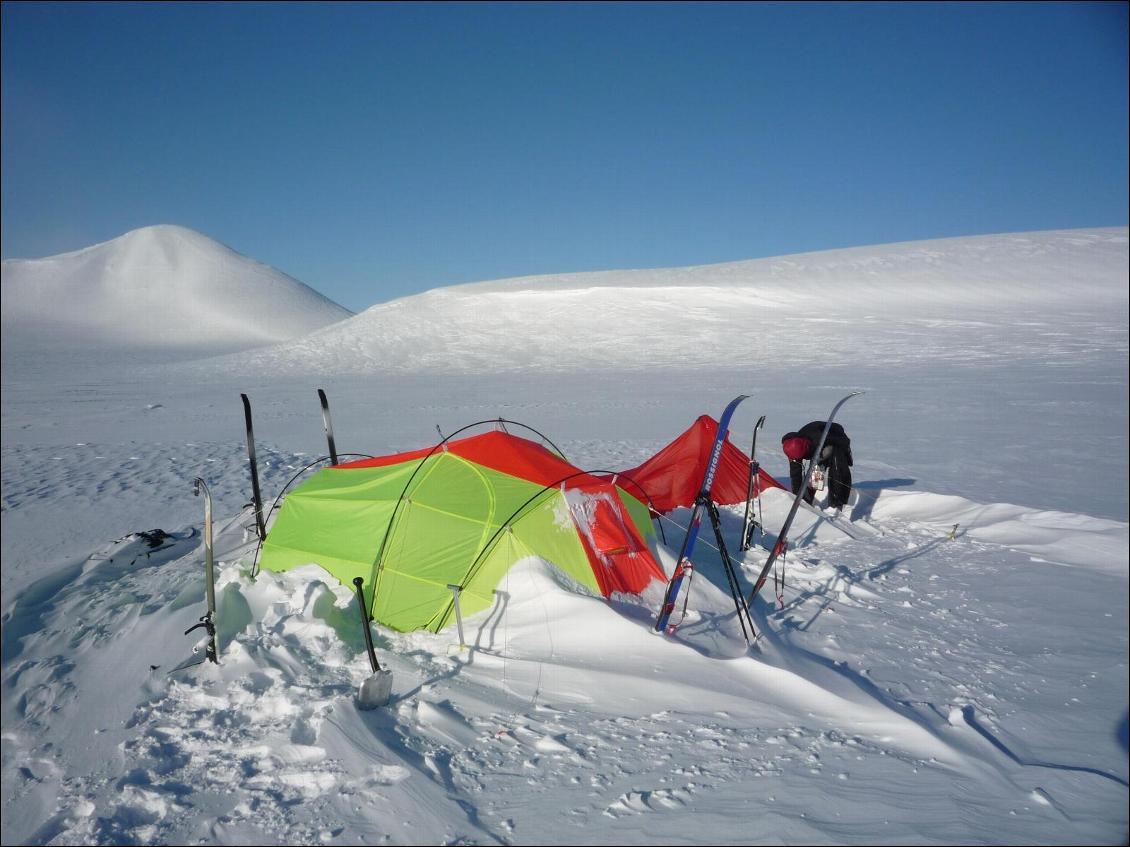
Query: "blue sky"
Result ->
[[2, 2, 1127, 312]]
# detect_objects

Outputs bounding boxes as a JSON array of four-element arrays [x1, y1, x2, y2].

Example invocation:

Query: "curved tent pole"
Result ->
[[366, 418, 573, 608], [433, 467, 658, 631], [249, 452, 374, 576]]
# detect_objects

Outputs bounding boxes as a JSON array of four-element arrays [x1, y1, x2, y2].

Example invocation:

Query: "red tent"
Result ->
[[616, 416, 784, 514]]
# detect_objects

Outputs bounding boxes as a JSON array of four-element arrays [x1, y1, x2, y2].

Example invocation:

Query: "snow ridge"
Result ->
[[211, 227, 1128, 374]]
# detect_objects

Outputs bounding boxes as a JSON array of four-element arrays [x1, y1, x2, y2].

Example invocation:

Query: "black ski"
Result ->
[[241, 393, 267, 540], [317, 388, 339, 465], [747, 392, 864, 608], [740, 415, 767, 551]]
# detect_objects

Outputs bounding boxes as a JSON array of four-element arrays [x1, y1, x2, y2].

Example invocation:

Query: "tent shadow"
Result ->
[[384, 589, 513, 706]]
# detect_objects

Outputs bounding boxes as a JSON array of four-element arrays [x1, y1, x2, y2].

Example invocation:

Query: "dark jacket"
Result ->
[[783, 421, 854, 509]]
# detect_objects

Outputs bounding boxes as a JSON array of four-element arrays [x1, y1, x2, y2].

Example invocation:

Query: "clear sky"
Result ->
[[2, 2, 1127, 312]]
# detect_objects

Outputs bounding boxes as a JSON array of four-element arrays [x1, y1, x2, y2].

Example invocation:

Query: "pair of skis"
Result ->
[[654, 391, 863, 639], [654, 395, 756, 641], [745, 391, 864, 608], [240, 389, 340, 542]]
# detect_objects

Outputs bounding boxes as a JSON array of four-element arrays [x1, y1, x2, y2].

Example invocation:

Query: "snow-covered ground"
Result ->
[[1, 227, 1127, 844]]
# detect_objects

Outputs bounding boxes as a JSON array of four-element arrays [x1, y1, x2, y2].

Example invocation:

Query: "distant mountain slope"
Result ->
[[216, 227, 1128, 374], [1, 225, 352, 352]]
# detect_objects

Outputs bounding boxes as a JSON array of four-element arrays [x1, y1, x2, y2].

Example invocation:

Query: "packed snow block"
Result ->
[[358, 669, 394, 709]]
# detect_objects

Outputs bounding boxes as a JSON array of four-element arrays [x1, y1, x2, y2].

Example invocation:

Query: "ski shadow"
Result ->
[[958, 705, 1129, 788], [851, 478, 916, 521], [865, 535, 950, 581], [775, 534, 947, 632], [753, 609, 960, 748], [774, 562, 863, 633]]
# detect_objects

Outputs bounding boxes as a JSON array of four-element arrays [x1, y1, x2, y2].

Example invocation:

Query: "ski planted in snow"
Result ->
[[747, 391, 864, 608], [185, 477, 220, 664], [655, 394, 749, 635], [740, 414, 767, 551], [241, 393, 267, 541], [317, 388, 339, 465]]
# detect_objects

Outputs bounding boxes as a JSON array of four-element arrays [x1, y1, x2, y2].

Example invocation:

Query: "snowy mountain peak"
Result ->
[[1, 225, 352, 353]]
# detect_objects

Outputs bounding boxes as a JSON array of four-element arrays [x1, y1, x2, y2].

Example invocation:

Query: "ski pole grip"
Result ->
[[352, 577, 381, 673]]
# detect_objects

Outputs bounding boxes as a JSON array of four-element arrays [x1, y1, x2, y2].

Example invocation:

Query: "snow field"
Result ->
[[2, 461, 1125, 844], [2, 226, 1126, 844]]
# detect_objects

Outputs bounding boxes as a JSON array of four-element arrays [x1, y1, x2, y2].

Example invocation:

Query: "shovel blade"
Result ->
[[358, 669, 393, 709]]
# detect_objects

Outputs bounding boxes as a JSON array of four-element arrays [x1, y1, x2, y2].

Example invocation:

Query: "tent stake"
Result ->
[[447, 584, 467, 649], [352, 577, 393, 708]]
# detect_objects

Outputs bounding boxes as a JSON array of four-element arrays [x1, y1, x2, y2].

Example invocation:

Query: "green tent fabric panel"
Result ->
[[372, 565, 461, 633], [506, 491, 599, 591], [398, 451, 496, 522], [289, 461, 420, 502], [617, 487, 656, 541], [260, 496, 393, 586], [372, 498, 489, 632], [426, 490, 600, 630], [371, 460, 556, 631], [427, 501, 597, 632]]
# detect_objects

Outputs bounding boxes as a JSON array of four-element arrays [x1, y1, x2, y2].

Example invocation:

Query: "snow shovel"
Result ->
[[352, 577, 393, 708]]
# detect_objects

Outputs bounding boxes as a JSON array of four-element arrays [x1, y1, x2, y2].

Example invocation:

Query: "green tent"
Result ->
[[258, 430, 667, 632]]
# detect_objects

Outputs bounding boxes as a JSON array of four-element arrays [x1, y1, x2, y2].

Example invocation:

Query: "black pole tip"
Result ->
[[353, 577, 364, 587]]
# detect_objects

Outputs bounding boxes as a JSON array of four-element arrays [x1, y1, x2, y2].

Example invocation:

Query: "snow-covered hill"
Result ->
[[1, 225, 352, 353], [216, 227, 1127, 374]]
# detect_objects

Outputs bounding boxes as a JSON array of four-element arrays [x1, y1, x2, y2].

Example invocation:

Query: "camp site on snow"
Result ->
[[2, 227, 1125, 845]]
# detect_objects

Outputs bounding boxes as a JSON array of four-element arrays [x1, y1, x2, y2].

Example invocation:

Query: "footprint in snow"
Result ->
[[602, 786, 692, 817]]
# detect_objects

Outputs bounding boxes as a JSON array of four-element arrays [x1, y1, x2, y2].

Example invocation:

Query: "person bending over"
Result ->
[[780, 421, 853, 511]]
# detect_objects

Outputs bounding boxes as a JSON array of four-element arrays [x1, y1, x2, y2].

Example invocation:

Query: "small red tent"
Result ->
[[616, 416, 784, 514]]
